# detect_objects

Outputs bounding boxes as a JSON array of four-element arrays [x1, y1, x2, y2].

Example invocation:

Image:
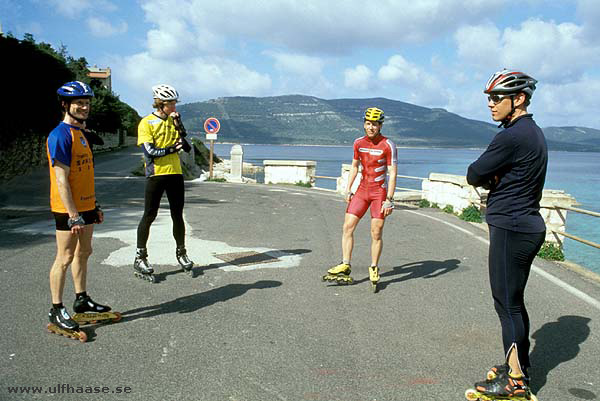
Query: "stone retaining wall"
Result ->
[[0, 131, 134, 182]]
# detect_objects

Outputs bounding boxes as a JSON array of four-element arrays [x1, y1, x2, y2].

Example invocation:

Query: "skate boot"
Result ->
[[176, 246, 194, 274], [369, 265, 380, 293], [134, 247, 155, 282], [72, 295, 121, 325], [322, 263, 353, 284], [465, 371, 537, 401], [47, 307, 87, 342], [486, 364, 531, 387]]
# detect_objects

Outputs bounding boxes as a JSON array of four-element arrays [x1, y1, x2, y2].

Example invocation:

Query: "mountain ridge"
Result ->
[[178, 95, 600, 151]]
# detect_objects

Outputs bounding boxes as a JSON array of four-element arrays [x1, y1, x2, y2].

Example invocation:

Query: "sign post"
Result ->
[[203, 117, 221, 179]]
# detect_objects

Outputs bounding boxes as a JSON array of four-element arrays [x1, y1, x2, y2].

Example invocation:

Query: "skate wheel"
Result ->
[[112, 312, 122, 322], [371, 282, 378, 293], [529, 395, 539, 401], [465, 389, 479, 401], [77, 331, 88, 342], [147, 275, 155, 283]]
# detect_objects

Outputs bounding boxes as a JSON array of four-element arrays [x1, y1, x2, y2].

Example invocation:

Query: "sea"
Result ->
[[212, 143, 600, 275]]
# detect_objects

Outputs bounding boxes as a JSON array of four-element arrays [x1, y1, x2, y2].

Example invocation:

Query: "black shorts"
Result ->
[[53, 210, 99, 231]]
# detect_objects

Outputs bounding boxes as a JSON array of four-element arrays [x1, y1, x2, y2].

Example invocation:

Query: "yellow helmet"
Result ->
[[364, 107, 384, 122]]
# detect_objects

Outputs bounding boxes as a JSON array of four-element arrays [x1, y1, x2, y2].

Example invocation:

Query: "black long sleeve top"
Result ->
[[467, 114, 548, 233]]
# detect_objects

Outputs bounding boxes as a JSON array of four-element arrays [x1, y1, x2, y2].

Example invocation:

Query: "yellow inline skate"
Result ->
[[322, 263, 353, 285]]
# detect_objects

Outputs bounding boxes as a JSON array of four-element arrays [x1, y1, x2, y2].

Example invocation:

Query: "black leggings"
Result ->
[[137, 174, 185, 248], [488, 225, 545, 371]]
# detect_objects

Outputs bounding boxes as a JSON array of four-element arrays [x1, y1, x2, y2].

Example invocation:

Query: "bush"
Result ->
[[419, 199, 431, 208], [443, 205, 454, 214], [206, 177, 226, 182], [295, 181, 312, 187], [431, 202, 440, 209], [459, 205, 482, 223], [537, 242, 565, 261]]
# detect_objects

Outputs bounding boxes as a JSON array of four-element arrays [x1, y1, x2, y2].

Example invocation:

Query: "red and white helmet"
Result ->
[[152, 84, 179, 101], [484, 69, 537, 98]]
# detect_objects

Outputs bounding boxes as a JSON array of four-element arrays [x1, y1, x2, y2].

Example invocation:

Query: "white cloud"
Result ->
[[344, 65, 372, 91], [137, 0, 505, 54], [48, 0, 117, 18], [577, 0, 600, 43], [263, 51, 325, 77], [121, 52, 272, 104], [454, 23, 502, 70], [87, 17, 127, 37], [455, 18, 600, 84], [534, 76, 600, 127], [377, 55, 448, 106], [501, 19, 598, 83]]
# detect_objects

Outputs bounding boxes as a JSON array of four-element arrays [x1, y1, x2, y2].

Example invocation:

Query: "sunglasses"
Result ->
[[487, 94, 512, 104]]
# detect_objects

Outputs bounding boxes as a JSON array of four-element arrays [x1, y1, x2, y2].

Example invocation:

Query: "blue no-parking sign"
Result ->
[[204, 118, 220, 134]]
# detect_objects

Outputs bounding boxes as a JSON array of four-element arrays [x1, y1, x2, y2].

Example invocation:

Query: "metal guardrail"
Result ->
[[395, 174, 426, 193], [314, 172, 598, 251], [552, 206, 600, 250]]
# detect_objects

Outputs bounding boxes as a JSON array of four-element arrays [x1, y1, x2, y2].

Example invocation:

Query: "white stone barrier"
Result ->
[[420, 173, 578, 245], [336, 163, 362, 194], [228, 144, 244, 183], [421, 173, 481, 212], [263, 160, 316, 186], [540, 189, 579, 244]]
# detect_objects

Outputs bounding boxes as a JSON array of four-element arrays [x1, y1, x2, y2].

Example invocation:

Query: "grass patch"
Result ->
[[459, 205, 482, 223], [419, 199, 431, 208], [537, 242, 565, 261], [443, 205, 454, 214], [206, 177, 227, 182], [295, 181, 312, 187]]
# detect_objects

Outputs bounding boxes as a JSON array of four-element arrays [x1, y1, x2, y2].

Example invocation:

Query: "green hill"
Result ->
[[178, 95, 600, 151], [178, 95, 498, 147]]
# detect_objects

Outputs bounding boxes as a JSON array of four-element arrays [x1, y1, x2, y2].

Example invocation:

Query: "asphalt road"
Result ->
[[1, 147, 599, 401]]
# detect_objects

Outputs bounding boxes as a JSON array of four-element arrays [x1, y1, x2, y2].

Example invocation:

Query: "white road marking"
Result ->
[[13, 209, 303, 272], [404, 210, 600, 311]]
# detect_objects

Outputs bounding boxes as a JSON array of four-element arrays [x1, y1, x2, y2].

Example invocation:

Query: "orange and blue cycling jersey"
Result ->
[[346, 134, 397, 219], [46, 122, 95, 213]]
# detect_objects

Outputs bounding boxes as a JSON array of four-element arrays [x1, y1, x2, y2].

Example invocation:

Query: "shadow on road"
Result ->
[[372, 259, 461, 291], [529, 315, 592, 395], [120, 280, 282, 322]]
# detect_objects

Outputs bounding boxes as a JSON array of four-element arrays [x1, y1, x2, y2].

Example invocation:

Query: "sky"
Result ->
[[2, 0, 600, 129]]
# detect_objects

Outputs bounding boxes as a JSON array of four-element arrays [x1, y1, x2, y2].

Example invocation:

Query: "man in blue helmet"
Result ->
[[45, 81, 116, 341]]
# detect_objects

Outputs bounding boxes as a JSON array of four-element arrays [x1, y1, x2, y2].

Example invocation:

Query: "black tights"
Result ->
[[137, 174, 185, 248], [488, 225, 545, 372]]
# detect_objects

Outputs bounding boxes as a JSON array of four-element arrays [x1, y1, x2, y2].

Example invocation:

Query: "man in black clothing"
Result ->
[[466, 69, 547, 399]]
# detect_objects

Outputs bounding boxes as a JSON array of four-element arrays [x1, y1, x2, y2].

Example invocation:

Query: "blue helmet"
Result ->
[[57, 81, 95, 98]]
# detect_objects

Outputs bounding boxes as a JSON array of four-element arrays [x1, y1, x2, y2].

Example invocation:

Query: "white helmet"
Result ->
[[152, 84, 179, 101]]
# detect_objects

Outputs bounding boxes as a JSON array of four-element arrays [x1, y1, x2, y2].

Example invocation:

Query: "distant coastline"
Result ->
[[199, 139, 600, 153]]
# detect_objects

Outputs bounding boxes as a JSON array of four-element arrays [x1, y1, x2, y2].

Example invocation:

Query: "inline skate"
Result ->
[[72, 295, 121, 325], [322, 263, 353, 285], [369, 265, 380, 293], [134, 247, 155, 282], [176, 246, 194, 275], [47, 307, 87, 342]]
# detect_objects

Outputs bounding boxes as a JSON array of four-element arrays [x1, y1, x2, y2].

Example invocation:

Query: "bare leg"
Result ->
[[49, 230, 78, 304], [370, 218, 385, 266], [342, 213, 360, 262], [71, 225, 94, 294]]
